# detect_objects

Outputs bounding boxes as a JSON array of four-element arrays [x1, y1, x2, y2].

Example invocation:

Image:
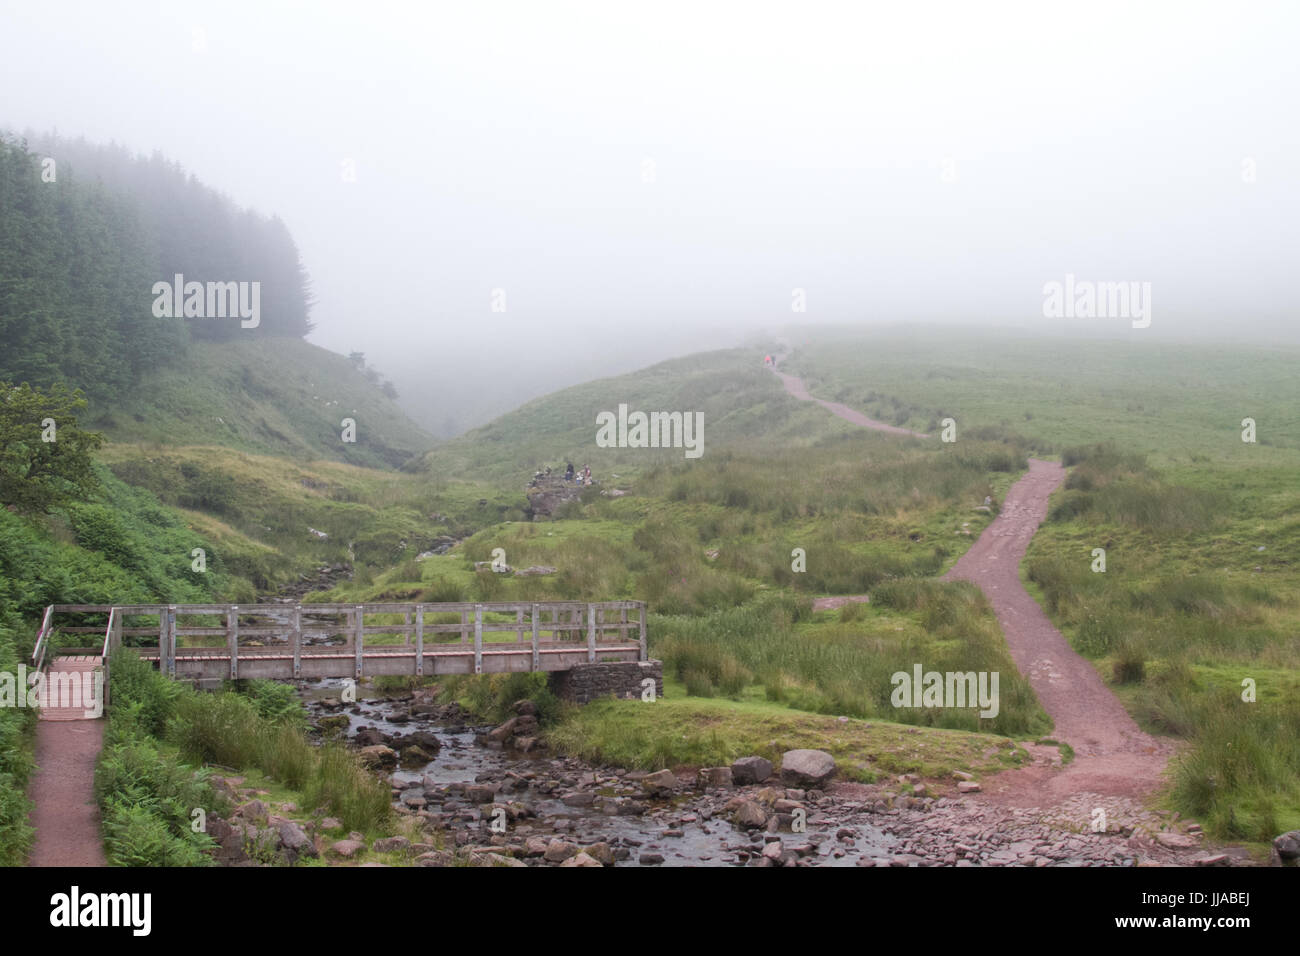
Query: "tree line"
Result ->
[[0, 131, 315, 402]]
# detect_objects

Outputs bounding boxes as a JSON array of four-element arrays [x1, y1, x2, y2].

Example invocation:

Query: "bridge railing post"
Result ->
[[292, 604, 302, 678], [228, 605, 239, 680], [354, 605, 364, 679], [531, 604, 540, 671], [639, 602, 647, 661], [415, 605, 424, 677], [166, 605, 177, 678], [474, 605, 483, 674], [587, 603, 596, 663]]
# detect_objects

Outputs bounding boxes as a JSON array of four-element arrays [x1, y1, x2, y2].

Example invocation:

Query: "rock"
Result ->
[[1155, 831, 1200, 849], [780, 750, 836, 789], [465, 784, 498, 803], [731, 756, 773, 785], [318, 715, 349, 733], [318, 817, 342, 831], [560, 852, 603, 868], [415, 850, 455, 867], [544, 840, 579, 863], [372, 837, 411, 854], [641, 769, 678, 794], [238, 799, 268, 822], [400, 745, 434, 765], [762, 841, 784, 861], [957, 781, 982, 793], [639, 852, 665, 865], [277, 821, 317, 859], [697, 766, 733, 789], [1193, 854, 1230, 867], [1273, 830, 1300, 861], [582, 842, 615, 865], [328, 839, 366, 859], [732, 800, 769, 829], [524, 837, 550, 857], [357, 745, 398, 770], [486, 718, 518, 743], [562, 792, 596, 807]]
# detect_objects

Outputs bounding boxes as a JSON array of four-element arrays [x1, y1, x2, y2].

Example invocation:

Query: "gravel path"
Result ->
[[28, 719, 108, 867], [770, 357, 1173, 813], [26, 656, 108, 867]]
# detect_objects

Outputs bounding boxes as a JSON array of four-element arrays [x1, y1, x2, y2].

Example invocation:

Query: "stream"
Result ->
[[297, 678, 897, 867]]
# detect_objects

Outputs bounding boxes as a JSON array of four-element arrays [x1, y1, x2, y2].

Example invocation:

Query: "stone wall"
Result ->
[[549, 660, 664, 704]]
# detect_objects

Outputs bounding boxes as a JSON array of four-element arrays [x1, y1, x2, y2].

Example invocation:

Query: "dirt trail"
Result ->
[[772, 368, 929, 438], [943, 460, 1172, 806], [27, 656, 108, 867], [770, 356, 1172, 810]]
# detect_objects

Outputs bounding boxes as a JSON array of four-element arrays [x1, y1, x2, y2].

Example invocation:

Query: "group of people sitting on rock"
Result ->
[[531, 462, 594, 487], [564, 462, 593, 486]]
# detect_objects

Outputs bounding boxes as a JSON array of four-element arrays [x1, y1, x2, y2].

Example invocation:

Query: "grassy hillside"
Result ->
[[782, 327, 1300, 840], [88, 338, 434, 470], [420, 348, 857, 484]]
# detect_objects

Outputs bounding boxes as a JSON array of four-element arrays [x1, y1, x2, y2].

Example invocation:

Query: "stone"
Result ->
[[731, 756, 773, 785], [1272, 830, 1300, 861], [639, 852, 665, 865], [277, 821, 317, 859], [732, 800, 769, 829], [701, 766, 734, 789], [356, 745, 398, 770], [582, 842, 615, 865], [328, 839, 365, 859], [544, 840, 579, 863], [957, 781, 982, 793], [372, 836, 411, 854], [780, 750, 836, 789], [560, 852, 603, 868], [415, 851, 455, 867], [400, 745, 434, 765], [641, 769, 678, 794]]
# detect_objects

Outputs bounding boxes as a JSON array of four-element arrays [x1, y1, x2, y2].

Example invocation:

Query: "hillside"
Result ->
[[420, 347, 858, 484], [90, 337, 433, 469]]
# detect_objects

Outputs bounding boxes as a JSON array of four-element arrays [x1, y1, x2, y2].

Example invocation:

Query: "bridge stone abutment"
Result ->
[[549, 660, 663, 704]]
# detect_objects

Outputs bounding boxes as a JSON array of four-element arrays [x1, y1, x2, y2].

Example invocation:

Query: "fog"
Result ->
[[3, 1, 1297, 435]]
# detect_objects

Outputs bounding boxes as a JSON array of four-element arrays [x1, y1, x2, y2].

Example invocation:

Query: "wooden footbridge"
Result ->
[[31, 601, 649, 688]]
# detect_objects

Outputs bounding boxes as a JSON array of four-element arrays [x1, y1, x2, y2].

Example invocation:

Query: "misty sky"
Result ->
[[3, 1, 1298, 433]]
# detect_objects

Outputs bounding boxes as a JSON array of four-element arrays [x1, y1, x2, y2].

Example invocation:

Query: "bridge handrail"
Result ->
[[44, 601, 649, 665], [99, 607, 121, 711], [31, 605, 54, 671]]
